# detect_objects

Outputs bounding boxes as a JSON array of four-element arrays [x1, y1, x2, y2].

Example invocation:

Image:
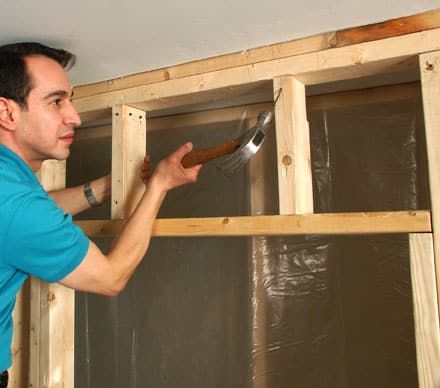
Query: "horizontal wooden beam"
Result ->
[[73, 9, 440, 100], [75, 210, 431, 237], [73, 28, 440, 116], [76, 82, 419, 139]]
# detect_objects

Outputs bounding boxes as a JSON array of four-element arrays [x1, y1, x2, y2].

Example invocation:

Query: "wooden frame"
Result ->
[[12, 9, 440, 388], [409, 234, 440, 387], [31, 161, 74, 388], [419, 50, 440, 316], [76, 211, 431, 237], [111, 105, 146, 218]]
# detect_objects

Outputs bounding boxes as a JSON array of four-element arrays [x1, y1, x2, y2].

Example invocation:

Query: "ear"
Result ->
[[0, 97, 20, 131]]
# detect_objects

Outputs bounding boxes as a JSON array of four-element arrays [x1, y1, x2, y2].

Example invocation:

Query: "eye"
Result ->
[[51, 98, 62, 106]]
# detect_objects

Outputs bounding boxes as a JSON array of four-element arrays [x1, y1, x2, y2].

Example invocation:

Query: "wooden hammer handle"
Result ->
[[182, 138, 240, 168]]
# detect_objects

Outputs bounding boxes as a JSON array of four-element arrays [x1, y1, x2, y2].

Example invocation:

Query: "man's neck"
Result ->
[[0, 140, 42, 172]]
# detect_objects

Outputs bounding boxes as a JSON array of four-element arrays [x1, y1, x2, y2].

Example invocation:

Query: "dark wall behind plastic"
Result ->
[[70, 89, 427, 388], [70, 121, 251, 388], [250, 94, 426, 387], [75, 237, 249, 388], [306, 95, 426, 387]]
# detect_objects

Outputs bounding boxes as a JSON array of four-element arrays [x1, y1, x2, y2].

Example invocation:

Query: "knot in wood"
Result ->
[[47, 291, 56, 304], [425, 61, 434, 71], [282, 155, 292, 166]]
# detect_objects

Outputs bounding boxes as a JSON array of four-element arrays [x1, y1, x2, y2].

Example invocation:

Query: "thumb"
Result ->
[[172, 142, 193, 161]]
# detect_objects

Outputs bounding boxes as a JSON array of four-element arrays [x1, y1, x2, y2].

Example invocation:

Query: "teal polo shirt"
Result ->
[[0, 144, 89, 372]]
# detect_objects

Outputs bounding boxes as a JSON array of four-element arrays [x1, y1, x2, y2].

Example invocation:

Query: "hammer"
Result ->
[[182, 111, 273, 176]]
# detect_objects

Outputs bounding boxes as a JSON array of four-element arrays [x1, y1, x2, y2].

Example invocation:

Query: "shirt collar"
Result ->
[[0, 144, 41, 186]]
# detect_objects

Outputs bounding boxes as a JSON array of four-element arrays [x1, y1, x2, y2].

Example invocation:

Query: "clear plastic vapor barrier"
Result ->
[[70, 84, 428, 387]]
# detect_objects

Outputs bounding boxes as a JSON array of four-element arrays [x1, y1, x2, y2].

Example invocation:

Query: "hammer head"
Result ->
[[219, 111, 273, 176]]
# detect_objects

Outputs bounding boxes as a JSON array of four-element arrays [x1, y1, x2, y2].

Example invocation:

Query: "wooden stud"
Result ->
[[419, 50, 440, 319], [31, 160, 74, 388], [409, 234, 440, 387], [273, 76, 313, 215], [76, 210, 431, 237], [248, 115, 268, 388], [112, 105, 147, 219], [28, 276, 40, 387], [9, 281, 30, 387]]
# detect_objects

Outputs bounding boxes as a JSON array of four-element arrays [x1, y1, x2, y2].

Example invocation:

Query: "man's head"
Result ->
[[0, 42, 75, 109], [0, 42, 81, 170]]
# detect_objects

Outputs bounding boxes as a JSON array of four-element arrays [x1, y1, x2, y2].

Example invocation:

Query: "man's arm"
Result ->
[[59, 143, 201, 296], [48, 174, 111, 216], [49, 156, 152, 216]]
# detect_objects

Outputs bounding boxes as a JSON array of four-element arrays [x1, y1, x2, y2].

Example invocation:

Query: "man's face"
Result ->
[[14, 55, 81, 169]]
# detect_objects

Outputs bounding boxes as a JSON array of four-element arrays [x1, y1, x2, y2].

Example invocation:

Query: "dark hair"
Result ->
[[0, 42, 76, 108]]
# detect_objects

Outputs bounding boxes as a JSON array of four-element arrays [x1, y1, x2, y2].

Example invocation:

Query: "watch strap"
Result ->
[[83, 182, 100, 207]]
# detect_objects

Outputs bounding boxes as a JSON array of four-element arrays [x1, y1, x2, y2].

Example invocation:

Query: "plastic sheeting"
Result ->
[[252, 94, 427, 388], [69, 87, 428, 387], [71, 119, 252, 388]]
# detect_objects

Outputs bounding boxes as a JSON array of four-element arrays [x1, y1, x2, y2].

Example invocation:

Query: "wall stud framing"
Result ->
[[419, 50, 440, 318], [11, 12, 440, 387], [73, 28, 440, 117], [409, 233, 440, 387], [273, 76, 313, 215], [249, 113, 269, 388], [112, 105, 147, 219], [32, 160, 74, 388], [9, 282, 29, 387], [73, 10, 440, 100]]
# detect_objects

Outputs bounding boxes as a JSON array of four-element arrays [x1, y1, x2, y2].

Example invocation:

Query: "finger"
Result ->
[[171, 142, 193, 162], [185, 163, 202, 181], [142, 155, 151, 166]]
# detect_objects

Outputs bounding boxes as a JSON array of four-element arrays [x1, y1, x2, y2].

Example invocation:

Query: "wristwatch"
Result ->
[[83, 182, 100, 207]]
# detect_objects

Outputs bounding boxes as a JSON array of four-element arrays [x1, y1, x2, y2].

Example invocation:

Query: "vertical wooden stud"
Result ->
[[273, 76, 314, 215], [29, 160, 74, 388], [419, 51, 440, 318], [409, 234, 440, 387], [9, 281, 30, 387], [112, 105, 147, 219], [249, 113, 268, 388]]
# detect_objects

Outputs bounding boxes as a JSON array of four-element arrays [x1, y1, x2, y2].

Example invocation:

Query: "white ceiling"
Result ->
[[1, 0, 438, 87]]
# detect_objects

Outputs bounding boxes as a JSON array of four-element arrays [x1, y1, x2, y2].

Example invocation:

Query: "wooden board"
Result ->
[[76, 211, 431, 237], [32, 160, 74, 388], [111, 105, 147, 219], [273, 76, 313, 214], [73, 28, 440, 118], [419, 50, 440, 317], [409, 234, 440, 388], [248, 115, 268, 388], [75, 82, 420, 141], [9, 281, 30, 387], [73, 9, 440, 99]]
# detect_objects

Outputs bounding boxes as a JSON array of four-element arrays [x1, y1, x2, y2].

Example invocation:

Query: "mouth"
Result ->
[[59, 133, 74, 144]]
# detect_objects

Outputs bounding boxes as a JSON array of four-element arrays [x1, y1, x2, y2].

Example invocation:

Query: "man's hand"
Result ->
[[151, 142, 202, 193]]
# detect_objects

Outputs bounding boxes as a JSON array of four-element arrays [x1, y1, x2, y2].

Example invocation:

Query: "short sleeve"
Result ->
[[4, 190, 89, 282]]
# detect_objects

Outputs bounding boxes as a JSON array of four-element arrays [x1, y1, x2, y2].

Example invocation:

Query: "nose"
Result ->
[[64, 101, 82, 128]]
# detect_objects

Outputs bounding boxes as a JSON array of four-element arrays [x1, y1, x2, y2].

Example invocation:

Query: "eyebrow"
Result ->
[[43, 89, 74, 100]]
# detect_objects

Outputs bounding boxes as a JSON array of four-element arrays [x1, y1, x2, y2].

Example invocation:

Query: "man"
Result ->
[[0, 42, 202, 387]]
